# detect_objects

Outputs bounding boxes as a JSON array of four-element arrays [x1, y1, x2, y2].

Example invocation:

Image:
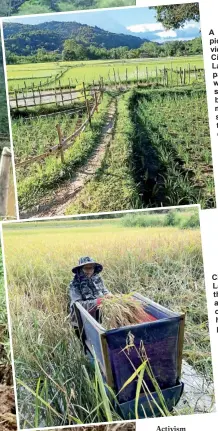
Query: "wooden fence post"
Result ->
[[136, 66, 139, 84], [194, 65, 197, 80], [22, 88, 27, 109], [180, 67, 183, 85], [166, 69, 169, 87], [59, 80, 64, 105], [126, 68, 128, 86], [99, 80, 103, 101], [38, 87, 42, 105], [163, 66, 166, 85], [176, 67, 178, 86], [32, 84, 36, 106], [94, 90, 98, 113], [68, 78, 73, 103], [146, 67, 148, 82], [56, 124, 65, 163], [155, 66, 158, 84], [54, 85, 58, 106], [113, 68, 117, 87], [14, 90, 18, 109], [101, 77, 104, 97], [86, 99, 92, 128], [183, 68, 186, 85], [0, 147, 11, 217], [188, 63, 191, 84], [83, 81, 87, 101]]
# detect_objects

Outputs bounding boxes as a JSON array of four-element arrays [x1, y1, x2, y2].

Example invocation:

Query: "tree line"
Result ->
[[6, 37, 203, 64]]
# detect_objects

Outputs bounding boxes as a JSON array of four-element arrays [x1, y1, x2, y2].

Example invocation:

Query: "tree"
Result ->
[[150, 3, 200, 29], [0, 0, 10, 16], [62, 39, 87, 61]]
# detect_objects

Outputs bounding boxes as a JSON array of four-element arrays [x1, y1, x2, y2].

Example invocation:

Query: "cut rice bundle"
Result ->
[[99, 294, 156, 330]]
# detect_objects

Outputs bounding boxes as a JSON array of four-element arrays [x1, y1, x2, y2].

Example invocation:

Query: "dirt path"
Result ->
[[21, 99, 117, 219]]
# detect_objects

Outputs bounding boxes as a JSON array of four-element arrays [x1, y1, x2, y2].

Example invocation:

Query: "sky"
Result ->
[[4, 6, 200, 43]]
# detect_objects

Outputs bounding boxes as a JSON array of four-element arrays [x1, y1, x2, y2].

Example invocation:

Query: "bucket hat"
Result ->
[[72, 256, 103, 274]]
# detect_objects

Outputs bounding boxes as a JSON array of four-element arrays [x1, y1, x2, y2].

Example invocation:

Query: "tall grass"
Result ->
[[2, 219, 212, 427]]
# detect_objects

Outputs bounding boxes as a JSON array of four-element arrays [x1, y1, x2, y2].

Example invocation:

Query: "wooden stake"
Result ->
[[32, 85, 36, 106], [146, 67, 148, 81], [54, 85, 58, 106], [101, 76, 104, 97], [194, 65, 197, 80], [0, 147, 11, 217], [38, 86, 42, 105], [68, 78, 73, 103], [56, 124, 64, 163], [59, 80, 64, 105], [94, 90, 98, 112], [166, 69, 169, 87], [180, 67, 182, 85], [113, 68, 117, 87], [22, 89, 27, 109], [14, 90, 18, 109], [83, 81, 87, 101], [86, 99, 92, 127]]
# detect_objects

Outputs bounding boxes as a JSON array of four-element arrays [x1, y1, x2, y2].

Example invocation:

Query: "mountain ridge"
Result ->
[[4, 20, 148, 56]]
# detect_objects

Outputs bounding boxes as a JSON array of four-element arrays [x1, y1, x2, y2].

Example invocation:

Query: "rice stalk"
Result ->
[[99, 294, 155, 330]]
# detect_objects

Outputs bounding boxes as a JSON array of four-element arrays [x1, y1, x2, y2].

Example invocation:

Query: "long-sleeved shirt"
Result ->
[[69, 269, 110, 326]]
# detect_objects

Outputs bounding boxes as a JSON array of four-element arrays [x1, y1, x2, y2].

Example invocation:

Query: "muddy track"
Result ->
[[21, 99, 117, 219]]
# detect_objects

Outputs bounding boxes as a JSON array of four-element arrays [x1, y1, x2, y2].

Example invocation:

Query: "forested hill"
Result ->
[[4, 21, 147, 56]]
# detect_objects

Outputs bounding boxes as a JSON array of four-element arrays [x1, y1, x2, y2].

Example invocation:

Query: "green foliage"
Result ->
[[179, 211, 200, 229], [150, 4, 200, 29], [9, 0, 135, 15], [4, 20, 203, 64], [120, 209, 200, 229]]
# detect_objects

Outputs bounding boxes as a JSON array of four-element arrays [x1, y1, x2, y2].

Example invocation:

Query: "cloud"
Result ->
[[183, 22, 200, 30], [126, 22, 164, 33], [156, 30, 177, 38]]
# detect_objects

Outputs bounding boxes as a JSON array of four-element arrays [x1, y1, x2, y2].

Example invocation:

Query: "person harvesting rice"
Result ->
[[69, 257, 157, 332], [69, 256, 113, 329]]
